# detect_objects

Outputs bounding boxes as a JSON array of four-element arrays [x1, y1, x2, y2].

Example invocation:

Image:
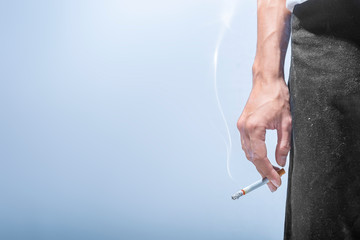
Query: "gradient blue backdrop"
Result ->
[[0, 0, 291, 239]]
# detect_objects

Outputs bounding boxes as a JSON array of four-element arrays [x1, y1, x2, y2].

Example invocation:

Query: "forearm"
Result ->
[[252, 0, 291, 83], [238, 0, 292, 192]]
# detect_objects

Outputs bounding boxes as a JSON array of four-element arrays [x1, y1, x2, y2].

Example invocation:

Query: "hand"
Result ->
[[237, 79, 292, 192]]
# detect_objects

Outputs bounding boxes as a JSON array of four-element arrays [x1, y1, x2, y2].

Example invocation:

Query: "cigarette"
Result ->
[[231, 168, 286, 200]]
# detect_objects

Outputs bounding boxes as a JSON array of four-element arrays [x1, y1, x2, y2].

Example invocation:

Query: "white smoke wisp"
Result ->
[[214, 0, 238, 180]]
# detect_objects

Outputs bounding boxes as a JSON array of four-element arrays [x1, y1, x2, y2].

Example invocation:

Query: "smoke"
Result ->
[[213, 0, 238, 180]]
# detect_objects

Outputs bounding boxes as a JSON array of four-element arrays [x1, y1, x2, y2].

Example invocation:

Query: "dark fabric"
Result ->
[[284, 0, 360, 239]]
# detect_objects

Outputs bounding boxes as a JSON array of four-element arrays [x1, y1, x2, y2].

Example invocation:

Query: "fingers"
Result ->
[[240, 133, 252, 161], [251, 137, 282, 189], [255, 159, 282, 192], [259, 165, 281, 192], [238, 116, 285, 192], [265, 166, 280, 192], [257, 164, 278, 192], [240, 119, 282, 191], [275, 115, 292, 167], [238, 118, 252, 161], [267, 182, 277, 192]]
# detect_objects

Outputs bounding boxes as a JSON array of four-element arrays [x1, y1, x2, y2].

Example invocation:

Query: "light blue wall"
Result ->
[[0, 0, 291, 239]]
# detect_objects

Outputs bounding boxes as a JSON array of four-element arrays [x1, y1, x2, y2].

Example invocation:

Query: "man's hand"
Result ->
[[238, 0, 291, 192], [237, 79, 291, 192]]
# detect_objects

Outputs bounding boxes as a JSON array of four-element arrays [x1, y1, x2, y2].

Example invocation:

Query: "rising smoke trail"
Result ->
[[214, 0, 238, 180]]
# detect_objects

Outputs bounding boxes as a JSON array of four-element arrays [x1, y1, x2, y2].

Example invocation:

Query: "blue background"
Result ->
[[0, 0, 291, 239]]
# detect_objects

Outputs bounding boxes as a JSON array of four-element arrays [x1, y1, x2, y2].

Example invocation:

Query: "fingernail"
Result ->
[[281, 156, 287, 165], [271, 180, 280, 188]]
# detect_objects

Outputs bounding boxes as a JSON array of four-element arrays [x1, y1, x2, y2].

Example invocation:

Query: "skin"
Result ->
[[237, 0, 292, 192]]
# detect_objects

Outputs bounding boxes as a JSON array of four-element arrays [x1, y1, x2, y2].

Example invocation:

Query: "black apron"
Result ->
[[284, 0, 360, 239]]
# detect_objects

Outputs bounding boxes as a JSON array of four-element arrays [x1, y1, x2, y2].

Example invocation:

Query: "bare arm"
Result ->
[[237, 0, 291, 192]]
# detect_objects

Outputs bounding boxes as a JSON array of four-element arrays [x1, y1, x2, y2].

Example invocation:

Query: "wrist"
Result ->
[[251, 76, 289, 104], [252, 57, 285, 84]]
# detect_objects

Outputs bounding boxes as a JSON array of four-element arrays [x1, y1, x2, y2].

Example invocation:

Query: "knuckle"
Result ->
[[241, 149, 251, 161], [284, 116, 292, 127], [240, 143, 250, 160], [280, 145, 290, 153], [245, 118, 257, 131], [252, 156, 262, 165], [237, 119, 244, 131], [278, 147, 290, 156], [241, 144, 246, 151]]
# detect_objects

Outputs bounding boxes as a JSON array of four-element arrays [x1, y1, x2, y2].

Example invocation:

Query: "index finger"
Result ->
[[249, 129, 282, 188]]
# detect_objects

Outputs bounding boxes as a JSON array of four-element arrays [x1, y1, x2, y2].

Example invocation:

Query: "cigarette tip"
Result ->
[[231, 194, 240, 200]]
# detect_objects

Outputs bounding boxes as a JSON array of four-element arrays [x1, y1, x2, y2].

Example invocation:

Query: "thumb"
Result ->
[[276, 116, 292, 167]]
